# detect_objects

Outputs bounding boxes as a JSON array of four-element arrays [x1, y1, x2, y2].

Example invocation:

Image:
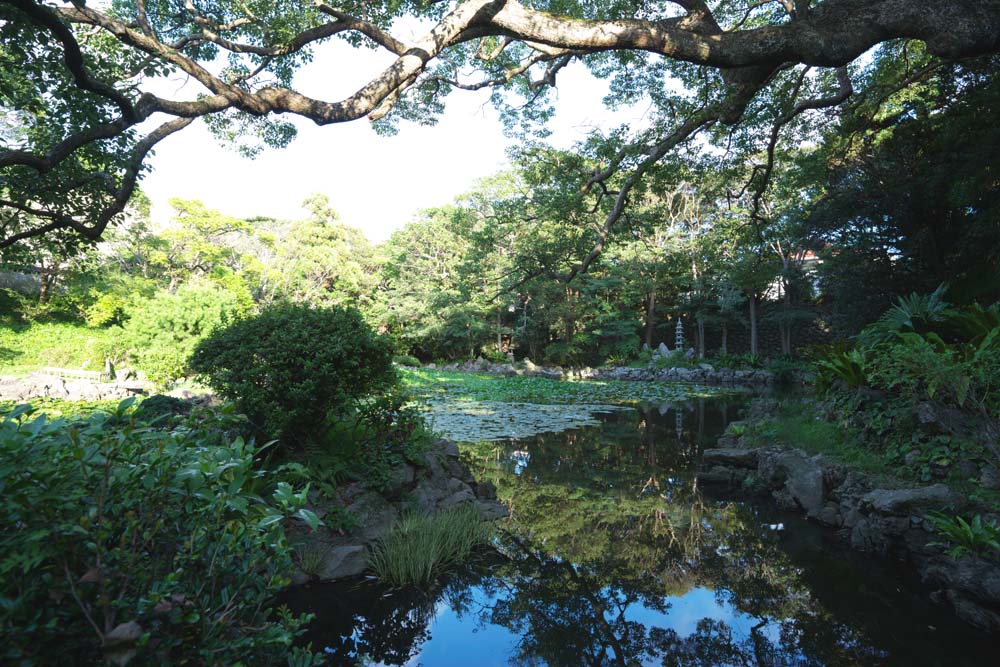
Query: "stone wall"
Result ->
[[664, 308, 835, 358]]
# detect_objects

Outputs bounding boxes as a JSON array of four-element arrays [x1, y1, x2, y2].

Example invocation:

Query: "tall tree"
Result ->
[[3, 0, 999, 254]]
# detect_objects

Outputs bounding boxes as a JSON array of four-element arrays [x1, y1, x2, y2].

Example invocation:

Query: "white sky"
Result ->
[[140, 37, 649, 242]]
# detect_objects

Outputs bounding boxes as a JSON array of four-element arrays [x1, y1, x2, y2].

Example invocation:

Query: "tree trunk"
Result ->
[[696, 315, 705, 358], [780, 257, 792, 356], [496, 308, 503, 355], [644, 290, 656, 348], [721, 322, 728, 356], [38, 273, 50, 305], [564, 287, 576, 345], [749, 295, 759, 357], [38, 265, 56, 305]]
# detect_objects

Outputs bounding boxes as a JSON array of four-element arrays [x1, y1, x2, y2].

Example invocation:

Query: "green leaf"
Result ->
[[295, 508, 321, 531]]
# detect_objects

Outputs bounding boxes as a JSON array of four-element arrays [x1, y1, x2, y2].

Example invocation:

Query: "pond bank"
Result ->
[[430, 358, 779, 386], [288, 439, 507, 584], [699, 433, 1000, 632], [0, 372, 150, 401]]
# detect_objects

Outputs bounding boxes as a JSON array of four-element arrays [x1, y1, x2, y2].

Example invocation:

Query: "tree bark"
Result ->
[[644, 290, 656, 348], [38, 266, 52, 305], [696, 314, 705, 359]]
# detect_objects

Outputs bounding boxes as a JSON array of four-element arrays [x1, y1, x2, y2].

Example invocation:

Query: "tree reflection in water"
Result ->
[[285, 400, 994, 667]]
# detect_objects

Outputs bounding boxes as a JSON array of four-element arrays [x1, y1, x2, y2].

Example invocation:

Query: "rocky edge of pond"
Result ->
[[0, 371, 151, 402], [286, 438, 508, 585], [699, 435, 1000, 632], [432, 356, 782, 387]]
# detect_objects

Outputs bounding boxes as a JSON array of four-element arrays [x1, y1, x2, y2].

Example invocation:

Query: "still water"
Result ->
[[284, 398, 995, 666]]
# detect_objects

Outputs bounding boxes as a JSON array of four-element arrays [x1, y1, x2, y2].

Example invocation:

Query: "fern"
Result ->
[[860, 284, 950, 347], [815, 348, 869, 389]]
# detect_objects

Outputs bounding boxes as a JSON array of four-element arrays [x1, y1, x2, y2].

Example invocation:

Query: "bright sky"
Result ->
[[140, 36, 649, 242]]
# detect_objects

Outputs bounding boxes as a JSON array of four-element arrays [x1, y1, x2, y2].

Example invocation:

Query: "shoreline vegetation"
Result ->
[[1, 288, 998, 665]]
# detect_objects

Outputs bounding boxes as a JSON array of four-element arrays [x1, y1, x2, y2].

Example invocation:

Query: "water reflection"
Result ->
[[283, 400, 994, 666]]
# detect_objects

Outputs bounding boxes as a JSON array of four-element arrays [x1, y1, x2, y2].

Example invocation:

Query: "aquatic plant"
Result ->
[[368, 505, 491, 587], [401, 367, 738, 406], [422, 398, 629, 442], [926, 512, 1000, 560]]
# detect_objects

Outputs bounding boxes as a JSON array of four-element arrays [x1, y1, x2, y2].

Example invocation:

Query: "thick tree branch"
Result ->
[[0, 118, 193, 248], [6, 0, 136, 121], [749, 66, 853, 220]]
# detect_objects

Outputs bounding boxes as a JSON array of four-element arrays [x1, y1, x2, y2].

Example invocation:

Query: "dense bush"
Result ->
[[123, 284, 244, 386], [132, 393, 193, 422], [392, 354, 422, 367], [813, 290, 1000, 482], [0, 401, 321, 666], [820, 292, 1000, 417], [190, 303, 396, 445]]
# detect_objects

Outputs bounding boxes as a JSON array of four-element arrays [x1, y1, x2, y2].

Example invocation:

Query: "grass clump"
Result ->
[[743, 398, 888, 477], [368, 505, 491, 587]]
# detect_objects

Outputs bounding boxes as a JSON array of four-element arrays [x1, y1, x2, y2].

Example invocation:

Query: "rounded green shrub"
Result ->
[[190, 303, 396, 445]]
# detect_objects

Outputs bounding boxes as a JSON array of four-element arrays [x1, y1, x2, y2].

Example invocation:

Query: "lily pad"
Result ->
[[402, 368, 742, 407], [421, 398, 630, 442]]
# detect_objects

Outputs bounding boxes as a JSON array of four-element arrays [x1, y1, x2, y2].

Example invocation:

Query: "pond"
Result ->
[[285, 388, 995, 666]]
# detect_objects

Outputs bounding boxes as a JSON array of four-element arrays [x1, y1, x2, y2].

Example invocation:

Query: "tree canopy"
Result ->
[[2, 0, 999, 251]]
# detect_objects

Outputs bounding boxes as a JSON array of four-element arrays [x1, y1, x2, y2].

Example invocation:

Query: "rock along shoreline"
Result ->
[[286, 438, 507, 585], [699, 432, 1000, 632], [429, 358, 779, 387]]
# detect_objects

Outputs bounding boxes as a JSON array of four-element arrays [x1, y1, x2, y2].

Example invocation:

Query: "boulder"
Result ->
[[698, 466, 742, 485], [438, 439, 461, 458], [943, 589, 1000, 633], [447, 458, 475, 484], [421, 448, 447, 480], [816, 502, 843, 527], [757, 450, 826, 517], [475, 499, 509, 521], [383, 464, 417, 496], [346, 492, 399, 542], [980, 466, 1000, 491], [475, 480, 498, 500], [850, 516, 909, 554], [703, 448, 758, 469], [860, 484, 956, 516], [657, 342, 670, 357], [439, 486, 476, 510], [786, 461, 826, 517], [318, 545, 368, 580], [411, 479, 447, 513]]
